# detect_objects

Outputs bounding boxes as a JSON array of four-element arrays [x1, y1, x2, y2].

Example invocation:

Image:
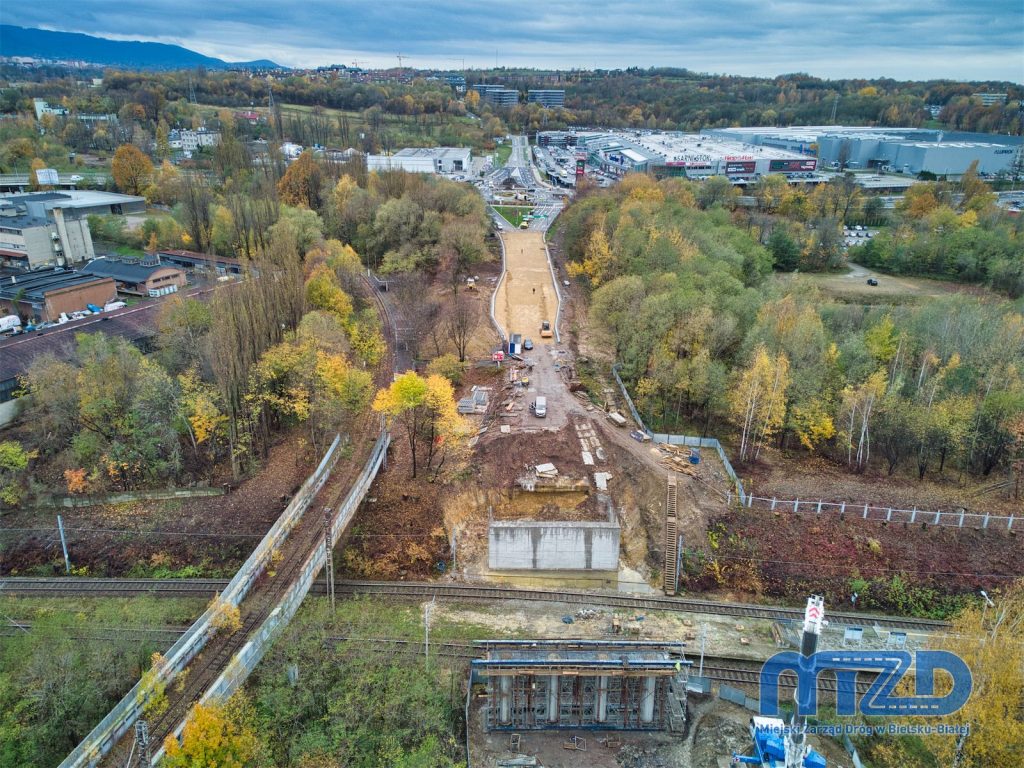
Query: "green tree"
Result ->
[[0, 440, 34, 506]]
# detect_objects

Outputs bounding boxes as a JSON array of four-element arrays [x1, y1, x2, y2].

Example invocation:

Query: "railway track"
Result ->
[[96, 433, 378, 768], [0, 577, 950, 633], [0, 619, 873, 698]]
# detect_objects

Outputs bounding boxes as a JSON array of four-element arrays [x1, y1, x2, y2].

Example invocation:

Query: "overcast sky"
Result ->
[[4, 1, 1023, 81]]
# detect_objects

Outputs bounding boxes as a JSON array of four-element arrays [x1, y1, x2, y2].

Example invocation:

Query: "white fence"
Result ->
[[732, 493, 1017, 532], [59, 434, 345, 768], [155, 430, 391, 761]]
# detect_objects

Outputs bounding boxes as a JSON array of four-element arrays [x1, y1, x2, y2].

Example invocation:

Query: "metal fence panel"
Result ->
[[720, 684, 747, 707]]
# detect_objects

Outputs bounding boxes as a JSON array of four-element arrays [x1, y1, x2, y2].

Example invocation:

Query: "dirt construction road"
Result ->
[[494, 230, 559, 344]]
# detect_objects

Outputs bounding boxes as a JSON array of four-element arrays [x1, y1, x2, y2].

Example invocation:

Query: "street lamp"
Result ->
[[980, 589, 995, 625]]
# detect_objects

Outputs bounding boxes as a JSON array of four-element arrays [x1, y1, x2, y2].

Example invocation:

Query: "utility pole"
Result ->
[[56, 515, 71, 574], [323, 507, 335, 612], [424, 595, 436, 672]]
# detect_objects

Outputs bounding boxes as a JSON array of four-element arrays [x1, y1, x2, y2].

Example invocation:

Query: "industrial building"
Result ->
[[2, 190, 147, 219], [473, 84, 519, 107], [0, 197, 95, 268], [472, 640, 690, 732], [0, 269, 115, 324], [81, 255, 186, 297], [527, 89, 565, 108], [366, 147, 472, 174], [706, 126, 1023, 177], [537, 130, 817, 180]]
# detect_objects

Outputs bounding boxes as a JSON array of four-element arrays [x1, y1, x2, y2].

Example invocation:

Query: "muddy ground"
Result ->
[[743, 445, 1022, 517]]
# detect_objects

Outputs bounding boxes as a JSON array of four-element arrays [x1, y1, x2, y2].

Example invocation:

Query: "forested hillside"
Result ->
[[561, 175, 1024, 482]]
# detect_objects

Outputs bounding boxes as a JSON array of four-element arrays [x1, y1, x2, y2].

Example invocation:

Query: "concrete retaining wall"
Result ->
[[488, 520, 620, 570]]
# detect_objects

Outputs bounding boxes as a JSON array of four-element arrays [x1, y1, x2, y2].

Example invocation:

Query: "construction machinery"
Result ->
[[731, 596, 828, 768]]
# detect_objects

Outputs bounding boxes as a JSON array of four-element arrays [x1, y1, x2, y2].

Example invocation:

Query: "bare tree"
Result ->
[[445, 295, 478, 362]]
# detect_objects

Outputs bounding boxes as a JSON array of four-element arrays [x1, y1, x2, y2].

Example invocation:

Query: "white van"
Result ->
[[532, 396, 547, 418]]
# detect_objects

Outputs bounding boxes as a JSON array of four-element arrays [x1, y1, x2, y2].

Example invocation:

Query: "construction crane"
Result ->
[[731, 596, 828, 768], [449, 57, 466, 71], [396, 53, 408, 68], [351, 60, 368, 69]]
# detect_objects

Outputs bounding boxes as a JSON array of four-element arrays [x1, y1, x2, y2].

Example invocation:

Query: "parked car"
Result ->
[[530, 396, 547, 418], [867, 278, 879, 286], [524, 338, 534, 350]]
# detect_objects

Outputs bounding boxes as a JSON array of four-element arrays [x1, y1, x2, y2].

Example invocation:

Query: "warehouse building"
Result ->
[[707, 126, 1023, 177], [80, 255, 186, 297], [527, 89, 565, 108], [1, 190, 147, 218], [537, 130, 816, 180], [0, 269, 115, 324], [367, 147, 472, 174]]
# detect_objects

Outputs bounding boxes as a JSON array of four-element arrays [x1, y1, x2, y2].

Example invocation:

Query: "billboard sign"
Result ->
[[759, 650, 971, 717], [725, 161, 756, 174], [769, 159, 817, 172], [35, 168, 60, 185], [575, 157, 586, 176]]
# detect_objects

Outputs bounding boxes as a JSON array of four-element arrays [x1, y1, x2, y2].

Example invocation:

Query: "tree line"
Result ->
[[562, 175, 1024, 484]]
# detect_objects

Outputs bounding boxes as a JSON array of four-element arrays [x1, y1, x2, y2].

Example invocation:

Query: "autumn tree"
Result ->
[[918, 580, 1024, 768], [730, 346, 790, 462], [162, 703, 259, 768], [111, 143, 154, 196], [305, 263, 354, 324], [567, 216, 614, 286], [0, 440, 34, 506], [373, 372, 468, 478], [445, 295, 478, 362], [277, 149, 323, 209]]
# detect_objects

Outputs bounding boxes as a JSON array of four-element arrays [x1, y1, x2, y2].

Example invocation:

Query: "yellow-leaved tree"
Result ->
[[913, 581, 1024, 767], [729, 345, 790, 462], [162, 702, 258, 768], [111, 143, 154, 196], [373, 372, 469, 479], [567, 215, 614, 287]]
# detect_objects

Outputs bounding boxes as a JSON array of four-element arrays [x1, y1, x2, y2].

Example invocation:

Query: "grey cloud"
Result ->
[[3, 0, 1021, 80]]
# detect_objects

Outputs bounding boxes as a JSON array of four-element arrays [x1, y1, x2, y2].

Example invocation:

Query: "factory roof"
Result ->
[[81, 256, 180, 283], [0, 269, 110, 302], [0, 190, 147, 209], [0, 207, 50, 230], [395, 146, 472, 159]]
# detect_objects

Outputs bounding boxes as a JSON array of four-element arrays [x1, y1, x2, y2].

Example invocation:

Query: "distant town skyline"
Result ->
[[3, 0, 1022, 82]]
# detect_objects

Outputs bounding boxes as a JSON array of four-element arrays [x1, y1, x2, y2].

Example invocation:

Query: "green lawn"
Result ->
[[494, 205, 533, 227], [494, 142, 512, 167]]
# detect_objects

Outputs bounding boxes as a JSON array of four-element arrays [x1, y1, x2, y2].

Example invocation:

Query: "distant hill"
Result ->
[[0, 25, 282, 70]]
